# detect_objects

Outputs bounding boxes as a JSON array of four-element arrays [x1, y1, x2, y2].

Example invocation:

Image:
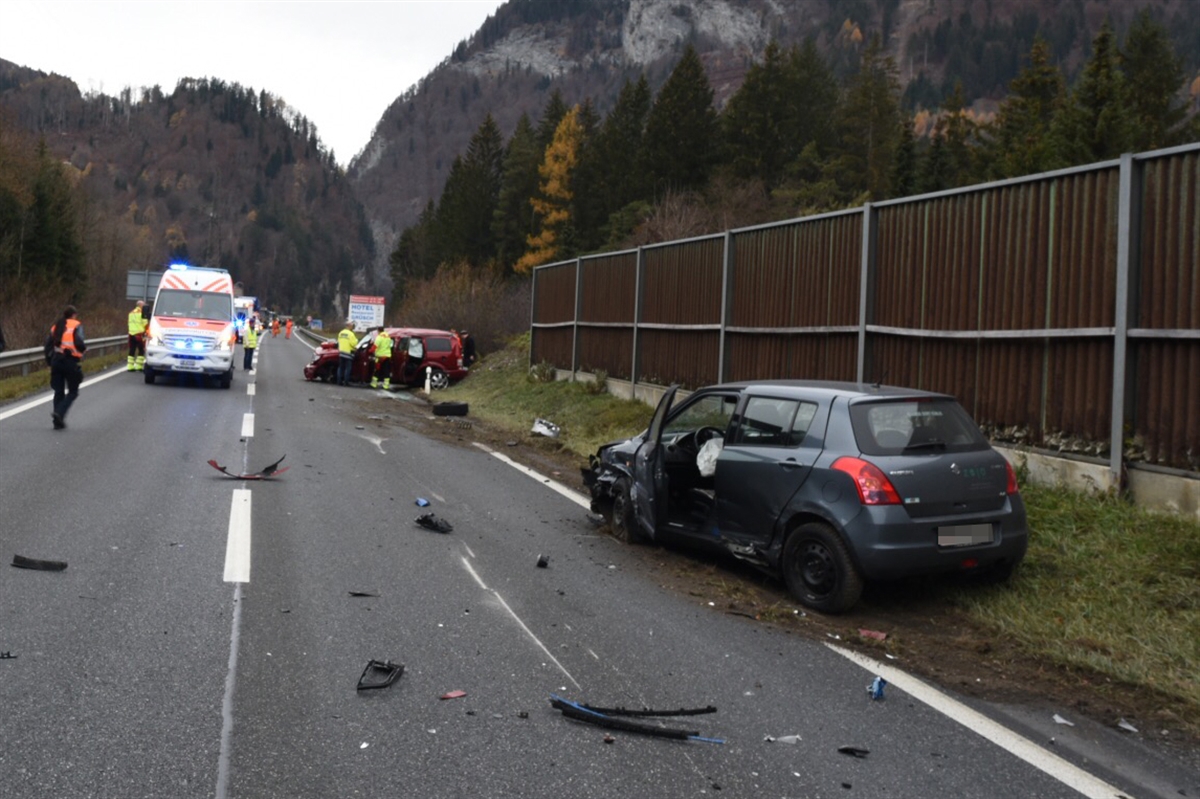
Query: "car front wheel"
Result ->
[[610, 477, 644, 544], [782, 522, 863, 613]]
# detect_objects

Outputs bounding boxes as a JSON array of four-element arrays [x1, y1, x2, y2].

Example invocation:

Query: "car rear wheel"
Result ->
[[782, 522, 863, 613], [610, 478, 645, 544], [428, 367, 450, 390]]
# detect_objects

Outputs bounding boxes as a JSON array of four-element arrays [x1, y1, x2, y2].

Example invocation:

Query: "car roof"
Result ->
[[701, 379, 954, 402], [383, 327, 455, 337]]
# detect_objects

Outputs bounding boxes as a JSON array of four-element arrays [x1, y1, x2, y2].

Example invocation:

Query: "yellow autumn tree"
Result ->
[[515, 105, 581, 274]]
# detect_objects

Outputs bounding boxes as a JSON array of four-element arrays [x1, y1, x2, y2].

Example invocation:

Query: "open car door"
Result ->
[[631, 385, 677, 541]]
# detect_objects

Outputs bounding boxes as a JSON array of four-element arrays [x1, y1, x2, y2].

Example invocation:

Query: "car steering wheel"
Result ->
[[695, 426, 725, 447]]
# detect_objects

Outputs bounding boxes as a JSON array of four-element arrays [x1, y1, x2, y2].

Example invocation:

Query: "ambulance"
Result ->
[[144, 264, 237, 387]]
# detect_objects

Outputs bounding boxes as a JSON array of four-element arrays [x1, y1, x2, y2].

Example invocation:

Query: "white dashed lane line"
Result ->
[[241, 413, 254, 438], [222, 488, 252, 583]]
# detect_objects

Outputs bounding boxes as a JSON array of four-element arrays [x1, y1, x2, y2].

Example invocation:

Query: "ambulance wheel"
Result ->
[[220, 370, 232, 389], [144, 368, 156, 385]]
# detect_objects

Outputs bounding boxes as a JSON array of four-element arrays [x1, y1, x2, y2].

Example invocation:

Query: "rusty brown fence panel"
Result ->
[[529, 142, 1200, 476]]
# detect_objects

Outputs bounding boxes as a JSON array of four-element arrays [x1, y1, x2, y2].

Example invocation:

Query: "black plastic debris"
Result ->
[[348, 591, 380, 598], [550, 695, 723, 743], [838, 746, 870, 758], [207, 454, 289, 480], [357, 659, 404, 691], [0, 652, 16, 659], [536, 554, 549, 568], [12, 555, 67, 571], [415, 513, 453, 534]]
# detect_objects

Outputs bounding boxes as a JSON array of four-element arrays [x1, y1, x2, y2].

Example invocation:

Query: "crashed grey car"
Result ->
[[582, 381, 1027, 613]]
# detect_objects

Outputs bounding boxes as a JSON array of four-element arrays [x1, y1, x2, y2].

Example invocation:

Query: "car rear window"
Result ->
[[850, 398, 988, 455]]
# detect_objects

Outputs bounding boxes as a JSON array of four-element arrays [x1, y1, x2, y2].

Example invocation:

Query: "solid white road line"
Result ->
[[223, 489, 252, 583], [827, 644, 1130, 799], [471, 442, 590, 510], [214, 582, 244, 799], [460, 557, 581, 690], [241, 413, 254, 438], [0, 366, 126, 422]]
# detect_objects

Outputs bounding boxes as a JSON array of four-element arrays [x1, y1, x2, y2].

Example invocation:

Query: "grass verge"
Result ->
[[443, 334, 1200, 730], [0, 351, 126, 402]]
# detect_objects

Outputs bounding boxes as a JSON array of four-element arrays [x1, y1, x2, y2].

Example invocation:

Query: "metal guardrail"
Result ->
[[0, 335, 128, 377]]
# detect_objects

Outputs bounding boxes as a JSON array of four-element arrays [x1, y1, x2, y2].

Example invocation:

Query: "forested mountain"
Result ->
[[1, 0, 1197, 338], [349, 0, 1200, 280], [0, 60, 375, 319]]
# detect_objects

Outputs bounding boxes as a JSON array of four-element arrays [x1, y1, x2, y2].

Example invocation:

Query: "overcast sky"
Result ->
[[1, 0, 507, 165]]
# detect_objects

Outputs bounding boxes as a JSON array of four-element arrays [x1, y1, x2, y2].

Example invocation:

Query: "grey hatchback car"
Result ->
[[582, 381, 1027, 613]]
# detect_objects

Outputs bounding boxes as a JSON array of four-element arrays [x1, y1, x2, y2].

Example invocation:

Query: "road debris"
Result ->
[[12, 555, 67, 571], [859, 629, 887, 641], [415, 513, 453, 533], [866, 676, 887, 700], [348, 591, 380, 598], [765, 734, 802, 744], [356, 659, 404, 691], [550, 695, 723, 743], [531, 418, 561, 438], [440, 690, 467, 700], [415, 497, 431, 507], [0, 652, 16, 659], [207, 454, 289, 480], [1117, 718, 1139, 733], [837, 746, 870, 758], [536, 554, 549, 568], [1053, 714, 1075, 726]]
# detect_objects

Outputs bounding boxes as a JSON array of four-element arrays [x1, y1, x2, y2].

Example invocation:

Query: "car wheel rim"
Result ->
[[431, 371, 448, 389], [800, 541, 837, 598], [612, 492, 628, 533]]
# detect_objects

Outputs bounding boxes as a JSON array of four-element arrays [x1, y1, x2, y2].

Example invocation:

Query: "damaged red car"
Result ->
[[302, 327, 468, 389]]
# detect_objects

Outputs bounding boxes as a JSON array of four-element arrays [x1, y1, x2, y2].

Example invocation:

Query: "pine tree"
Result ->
[[1049, 20, 1137, 167], [517, 106, 582, 273], [492, 114, 541, 273], [24, 139, 84, 290], [827, 35, 902, 201], [569, 99, 606, 253], [722, 41, 790, 188], [983, 37, 1064, 178], [536, 89, 569, 151], [390, 200, 437, 302], [939, 82, 980, 188], [891, 115, 918, 197], [643, 44, 719, 194], [592, 75, 652, 230], [1120, 10, 1191, 150]]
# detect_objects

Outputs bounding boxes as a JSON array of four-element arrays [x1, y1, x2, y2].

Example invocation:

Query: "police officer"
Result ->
[[242, 314, 258, 370], [127, 299, 149, 371], [337, 321, 358, 386], [45, 305, 87, 429], [371, 327, 392, 390]]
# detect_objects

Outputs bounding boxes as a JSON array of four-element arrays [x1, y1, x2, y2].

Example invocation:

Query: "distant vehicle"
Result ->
[[583, 381, 1027, 613], [303, 327, 468, 389], [233, 296, 257, 343], [144, 264, 236, 388]]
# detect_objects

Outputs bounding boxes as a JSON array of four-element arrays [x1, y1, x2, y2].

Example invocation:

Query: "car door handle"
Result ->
[[778, 459, 804, 469]]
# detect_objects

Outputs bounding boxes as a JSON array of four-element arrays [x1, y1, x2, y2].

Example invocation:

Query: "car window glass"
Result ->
[[850, 399, 988, 455], [789, 401, 819, 446], [730, 397, 803, 446], [426, 337, 451, 353], [663, 394, 738, 437]]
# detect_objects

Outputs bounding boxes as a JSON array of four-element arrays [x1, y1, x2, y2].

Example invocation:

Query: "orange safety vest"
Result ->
[[53, 318, 83, 360]]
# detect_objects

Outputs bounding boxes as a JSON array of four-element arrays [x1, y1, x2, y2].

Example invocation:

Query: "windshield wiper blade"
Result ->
[[903, 440, 946, 451]]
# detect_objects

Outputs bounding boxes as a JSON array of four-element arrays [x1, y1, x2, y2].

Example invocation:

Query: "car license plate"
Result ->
[[938, 523, 993, 547], [173, 363, 202, 372]]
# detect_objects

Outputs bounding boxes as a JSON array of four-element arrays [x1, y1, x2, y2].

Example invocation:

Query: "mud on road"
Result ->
[[350, 391, 1200, 761]]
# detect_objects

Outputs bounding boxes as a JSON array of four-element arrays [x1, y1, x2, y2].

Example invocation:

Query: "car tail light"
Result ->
[[1005, 461, 1019, 495], [832, 457, 902, 505]]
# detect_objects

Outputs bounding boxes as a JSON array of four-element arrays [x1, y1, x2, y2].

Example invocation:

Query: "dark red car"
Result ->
[[303, 327, 468, 389]]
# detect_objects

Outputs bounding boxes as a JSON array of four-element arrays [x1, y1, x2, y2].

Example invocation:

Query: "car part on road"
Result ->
[[207, 454, 289, 480], [549, 695, 724, 743], [531, 417, 560, 437], [357, 659, 404, 691], [348, 590, 380, 597], [415, 497, 430, 507], [432, 401, 468, 417], [536, 554, 549, 568], [1, 651, 17, 659], [12, 555, 68, 571], [867, 676, 887, 700], [838, 746, 870, 758], [440, 690, 467, 700], [415, 513, 453, 533]]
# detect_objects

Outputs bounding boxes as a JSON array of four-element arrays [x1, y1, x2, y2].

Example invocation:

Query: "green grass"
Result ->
[[447, 334, 1200, 724]]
